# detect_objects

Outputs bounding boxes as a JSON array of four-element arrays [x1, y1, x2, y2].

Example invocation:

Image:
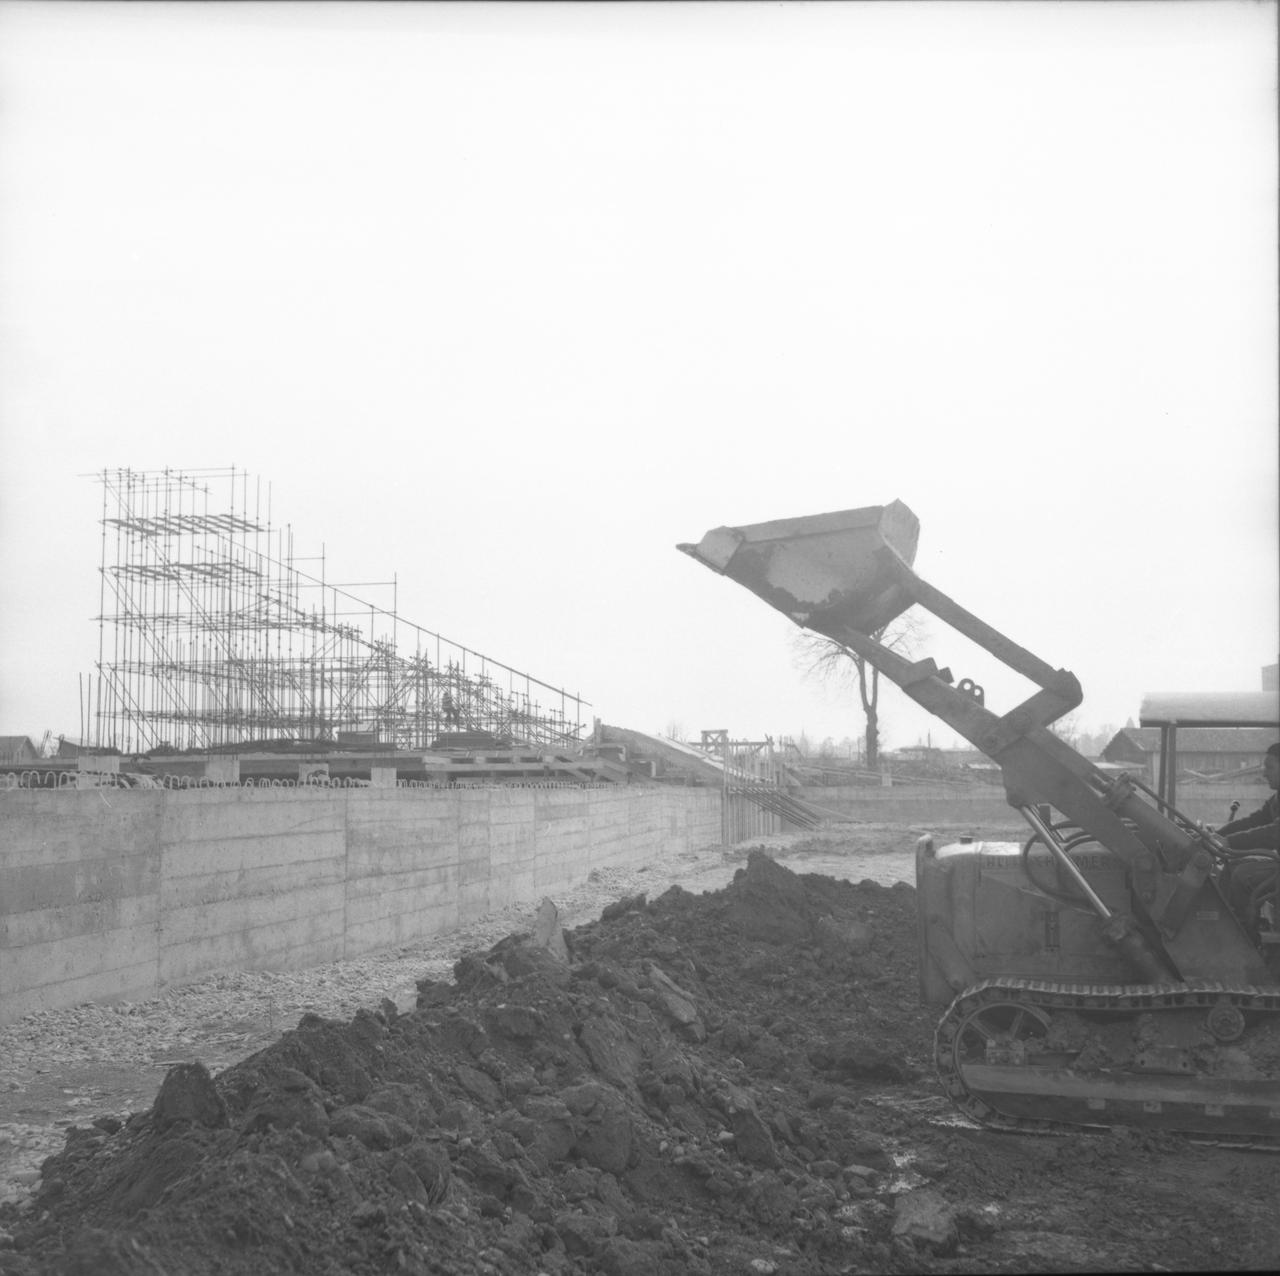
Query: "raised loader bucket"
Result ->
[[677, 500, 921, 640]]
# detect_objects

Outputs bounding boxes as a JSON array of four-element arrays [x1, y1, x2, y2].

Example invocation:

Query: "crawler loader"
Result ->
[[680, 502, 1280, 1145]]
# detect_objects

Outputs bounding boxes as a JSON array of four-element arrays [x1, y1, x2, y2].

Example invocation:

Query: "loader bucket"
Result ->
[[677, 500, 921, 640]]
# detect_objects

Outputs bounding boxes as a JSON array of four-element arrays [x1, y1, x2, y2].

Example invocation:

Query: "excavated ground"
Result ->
[[2, 835, 1278, 1275]]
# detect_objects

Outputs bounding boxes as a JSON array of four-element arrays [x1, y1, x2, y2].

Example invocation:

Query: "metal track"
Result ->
[[935, 977, 1280, 1150]]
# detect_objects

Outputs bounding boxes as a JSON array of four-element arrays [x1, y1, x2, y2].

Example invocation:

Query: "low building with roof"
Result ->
[[0, 736, 38, 765], [1102, 724, 1276, 783]]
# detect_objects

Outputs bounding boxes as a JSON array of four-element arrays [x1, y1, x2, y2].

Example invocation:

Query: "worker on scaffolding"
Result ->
[[441, 689, 461, 727]]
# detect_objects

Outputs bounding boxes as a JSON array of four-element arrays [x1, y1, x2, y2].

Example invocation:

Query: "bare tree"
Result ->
[[1050, 717, 1116, 759], [1077, 722, 1118, 758], [792, 613, 925, 769], [1049, 710, 1082, 751]]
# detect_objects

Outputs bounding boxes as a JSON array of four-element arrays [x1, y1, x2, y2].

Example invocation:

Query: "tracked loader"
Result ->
[[680, 502, 1280, 1145]]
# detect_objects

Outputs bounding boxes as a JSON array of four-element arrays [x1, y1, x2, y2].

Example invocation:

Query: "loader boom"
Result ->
[[679, 501, 1273, 986]]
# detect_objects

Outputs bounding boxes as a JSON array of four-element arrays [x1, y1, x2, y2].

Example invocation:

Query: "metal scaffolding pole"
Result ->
[[92, 467, 589, 754]]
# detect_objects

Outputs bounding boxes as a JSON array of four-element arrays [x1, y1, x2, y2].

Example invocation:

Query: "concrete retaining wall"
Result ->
[[0, 785, 721, 1024], [1172, 783, 1274, 827], [800, 782, 1274, 829], [799, 784, 1018, 825], [9, 778, 1265, 1023]]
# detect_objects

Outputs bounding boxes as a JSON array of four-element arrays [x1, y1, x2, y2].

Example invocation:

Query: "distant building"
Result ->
[[50, 738, 126, 759], [1101, 726, 1276, 782], [937, 747, 996, 765], [1264, 662, 1278, 692], [0, 736, 38, 764], [887, 746, 944, 764]]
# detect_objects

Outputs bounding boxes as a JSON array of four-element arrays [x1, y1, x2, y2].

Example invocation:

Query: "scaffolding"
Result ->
[[91, 467, 588, 754], [696, 731, 834, 838]]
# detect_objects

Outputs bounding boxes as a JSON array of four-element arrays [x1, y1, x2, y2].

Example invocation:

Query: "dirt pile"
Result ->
[[2, 851, 1278, 1275]]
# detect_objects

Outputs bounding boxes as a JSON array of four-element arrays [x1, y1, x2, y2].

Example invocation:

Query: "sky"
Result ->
[[1, 0, 1277, 756]]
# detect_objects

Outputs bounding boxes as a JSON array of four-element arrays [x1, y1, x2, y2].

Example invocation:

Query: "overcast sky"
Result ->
[[1, 0, 1276, 755]]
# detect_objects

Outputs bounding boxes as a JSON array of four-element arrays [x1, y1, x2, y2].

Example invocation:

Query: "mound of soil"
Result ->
[[1, 852, 1277, 1275]]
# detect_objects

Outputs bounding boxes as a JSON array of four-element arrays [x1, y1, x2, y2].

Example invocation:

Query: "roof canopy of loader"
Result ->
[[1139, 691, 1280, 729]]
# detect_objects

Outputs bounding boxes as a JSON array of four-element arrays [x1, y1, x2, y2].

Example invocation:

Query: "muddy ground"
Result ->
[[1, 827, 1277, 1274]]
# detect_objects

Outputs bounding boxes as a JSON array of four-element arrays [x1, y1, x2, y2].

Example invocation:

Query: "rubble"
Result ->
[[2, 843, 1279, 1273], [891, 1188, 958, 1255]]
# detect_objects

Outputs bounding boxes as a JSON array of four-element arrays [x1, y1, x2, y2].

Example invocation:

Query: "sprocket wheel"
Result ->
[[951, 998, 1052, 1068]]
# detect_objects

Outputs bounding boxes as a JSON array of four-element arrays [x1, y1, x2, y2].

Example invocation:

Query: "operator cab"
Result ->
[[1137, 691, 1278, 811]]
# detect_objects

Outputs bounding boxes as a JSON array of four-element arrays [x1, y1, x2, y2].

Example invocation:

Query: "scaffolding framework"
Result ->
[[92, 468, 587, 754]]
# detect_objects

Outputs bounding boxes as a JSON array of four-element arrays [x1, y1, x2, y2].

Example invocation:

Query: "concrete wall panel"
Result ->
[[0, 892, 156, 949], [2, 853, 157, 917], [796, 783, 1275, 829], [161, 856, 347, 910], [0, 791, 163, 867], [344, 867, 462, 957], [2, 783, 727, 1023], [798, 785, 1017, 825], [345, 861, 461, 922], [3, 921, 157, 987], [2, 954, 159, 1023], [160, 913, 345, 986], [457, 878, 494, 921], [161, 883, 343, 947], [0, 792, 163, 1019]]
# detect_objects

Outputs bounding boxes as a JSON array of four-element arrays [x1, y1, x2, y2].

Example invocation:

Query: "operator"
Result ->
[[1216, 742, 1280, 931]]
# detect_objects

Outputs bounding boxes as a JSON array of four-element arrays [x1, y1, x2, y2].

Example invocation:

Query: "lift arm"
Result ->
[[680, 502, 1270, 984]]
